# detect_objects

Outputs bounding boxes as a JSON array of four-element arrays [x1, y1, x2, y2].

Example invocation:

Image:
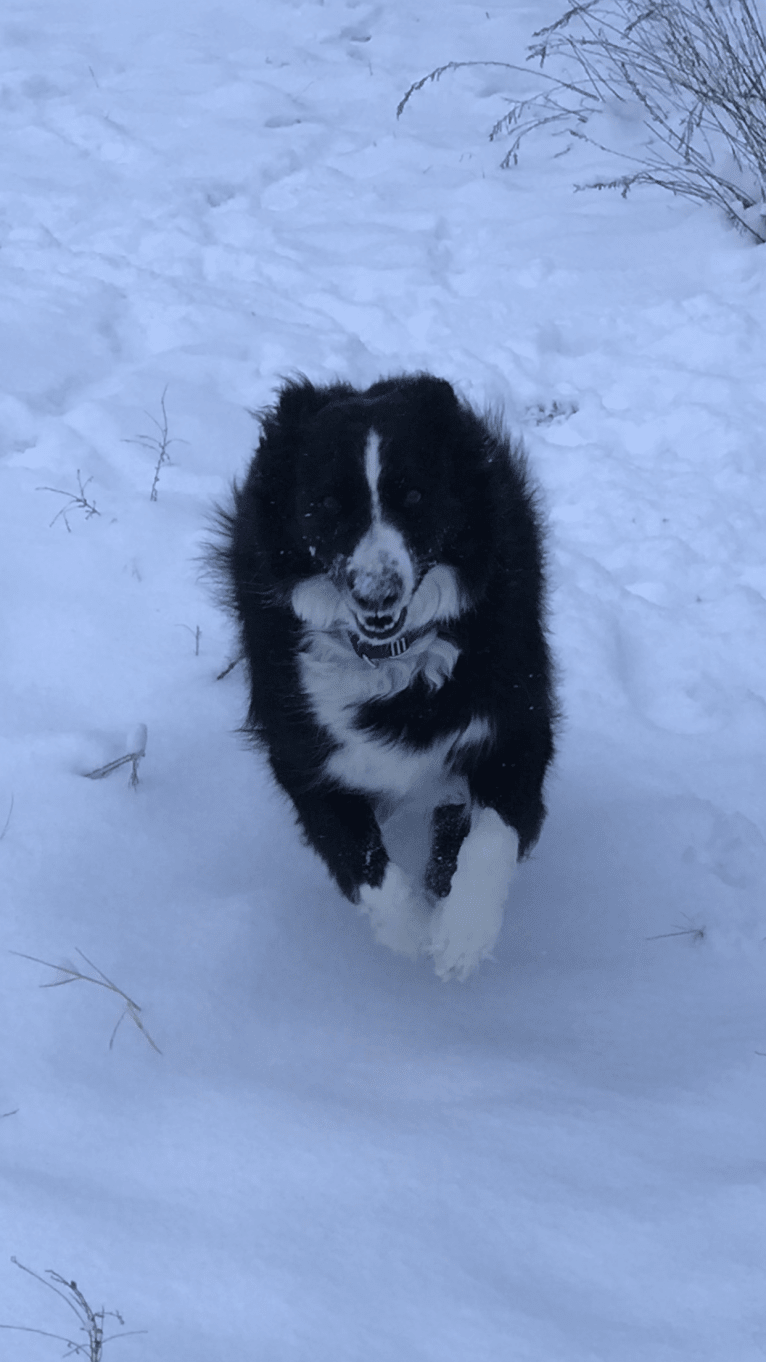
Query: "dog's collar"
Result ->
[[348, 628, 422, 667]]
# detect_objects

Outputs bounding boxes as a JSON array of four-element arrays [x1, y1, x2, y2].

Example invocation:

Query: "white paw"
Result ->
[[429, 808, 518, 981], [359, 863, 430, 959]]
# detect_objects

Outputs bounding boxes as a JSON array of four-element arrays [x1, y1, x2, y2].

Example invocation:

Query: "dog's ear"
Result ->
[[271, 376, 327, 426], [264, 376, 358, 431], [367, 373, 460, 414], [394, 375, 463, 437], [397, 375, 463, 449], [405, 374, 460, 408]]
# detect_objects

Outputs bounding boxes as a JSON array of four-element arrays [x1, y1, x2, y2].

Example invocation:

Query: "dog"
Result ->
[[215, 374, 556, 979]]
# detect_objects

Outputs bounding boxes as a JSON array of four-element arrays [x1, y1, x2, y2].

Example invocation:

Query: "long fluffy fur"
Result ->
[[212, 373, 556, 978]]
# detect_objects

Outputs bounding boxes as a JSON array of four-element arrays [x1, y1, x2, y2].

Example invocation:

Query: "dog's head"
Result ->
[[248, 374, 491, 643]]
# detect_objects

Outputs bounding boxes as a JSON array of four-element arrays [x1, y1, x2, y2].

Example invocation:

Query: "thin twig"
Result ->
[[84, 727, 147, 789], [216, 654, 242, 680], [122, 385, 187, 501], [177, 623, 202, 655], [36, 472, 101, 532], [1, 1259, 146, 1360]]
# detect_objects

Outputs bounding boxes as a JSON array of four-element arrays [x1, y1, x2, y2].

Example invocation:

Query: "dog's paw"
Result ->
[[428, 808, 518, 981], [429, 901, 503, 981], [359, 863, 430, 959]]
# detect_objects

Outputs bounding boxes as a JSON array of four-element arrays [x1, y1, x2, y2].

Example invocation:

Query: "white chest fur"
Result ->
[[298, 626, 492, 802]]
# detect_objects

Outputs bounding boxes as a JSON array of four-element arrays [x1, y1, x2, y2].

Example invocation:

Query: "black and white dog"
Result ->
[[217, 374, 556, 979]]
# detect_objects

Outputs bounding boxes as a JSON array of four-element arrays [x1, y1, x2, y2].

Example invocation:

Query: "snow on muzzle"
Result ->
[[344, 524, 415, 640]]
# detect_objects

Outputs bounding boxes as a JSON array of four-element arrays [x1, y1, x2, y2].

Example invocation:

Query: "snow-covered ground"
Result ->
[[2, 1, 766, 1356]]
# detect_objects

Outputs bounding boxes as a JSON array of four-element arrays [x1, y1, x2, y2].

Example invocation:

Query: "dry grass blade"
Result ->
[[84, 726, 147, 788], [647, 916, 706, 943], [10, 948, 162, 1054], [0, 794, 13, 841], [397, 57, 593, 119]]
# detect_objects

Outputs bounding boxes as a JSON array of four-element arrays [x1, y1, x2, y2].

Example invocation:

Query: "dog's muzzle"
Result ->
[[346, 564, 409, 640], [343, 519, 416, 641]]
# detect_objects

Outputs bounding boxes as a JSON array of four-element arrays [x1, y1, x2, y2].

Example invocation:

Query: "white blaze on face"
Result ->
[[346, 429, 415, 621], [365, 428, 383, 523]]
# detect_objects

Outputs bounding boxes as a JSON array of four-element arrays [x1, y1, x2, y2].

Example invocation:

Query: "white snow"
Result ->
[[2, 0, 766, 1357]]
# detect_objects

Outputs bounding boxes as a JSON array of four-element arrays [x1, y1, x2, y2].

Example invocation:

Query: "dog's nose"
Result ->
[[346, 564, 405, 613]]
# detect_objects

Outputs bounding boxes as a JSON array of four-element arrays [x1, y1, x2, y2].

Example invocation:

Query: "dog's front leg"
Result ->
[[358, 860, 431, 959], [287, 786, 388, 903], [285, 782, 428, 957], [425, 803, 471, 899], [429, 807, 519, 982]]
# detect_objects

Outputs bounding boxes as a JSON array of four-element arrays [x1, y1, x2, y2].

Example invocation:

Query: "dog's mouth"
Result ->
[[353, 606, 408, 641]]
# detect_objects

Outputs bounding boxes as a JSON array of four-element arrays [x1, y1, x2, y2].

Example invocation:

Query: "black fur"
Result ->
[[213, 373, 556, 910]]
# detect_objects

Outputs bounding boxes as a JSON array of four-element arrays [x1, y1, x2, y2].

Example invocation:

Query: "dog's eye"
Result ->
[[322, 495, 341, 513], [404, 489, 422, 507]]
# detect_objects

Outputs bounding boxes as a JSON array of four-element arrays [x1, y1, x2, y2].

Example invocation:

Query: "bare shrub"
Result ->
[[1, 1258, 145, 1359], [398, 1, 766, 241]]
